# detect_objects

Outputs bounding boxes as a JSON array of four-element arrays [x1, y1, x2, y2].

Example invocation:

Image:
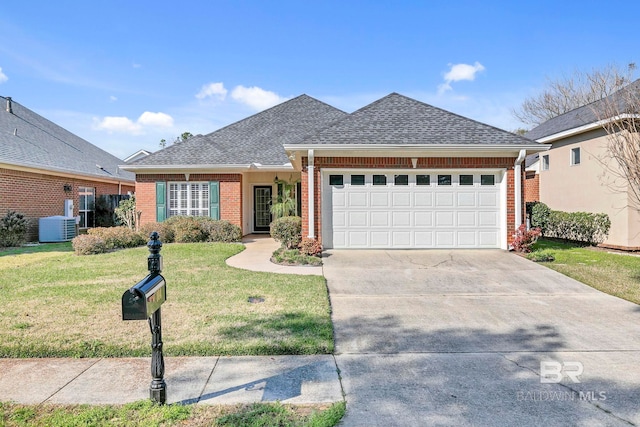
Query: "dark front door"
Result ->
[[254, 186, 272, 232]]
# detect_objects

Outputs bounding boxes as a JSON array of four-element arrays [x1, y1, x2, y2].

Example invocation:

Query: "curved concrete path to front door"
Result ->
[[324, 249, 640, 426]]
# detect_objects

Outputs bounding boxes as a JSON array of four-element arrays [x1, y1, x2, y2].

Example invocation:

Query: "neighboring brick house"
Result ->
[[122, 93, 547, 249], [0, 96, 135, 241], [524, 153, 540, 203], [526, 79, 640, 250]]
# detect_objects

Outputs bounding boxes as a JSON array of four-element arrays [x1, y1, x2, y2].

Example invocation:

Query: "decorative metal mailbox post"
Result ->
[[121, 232, 167, 404]]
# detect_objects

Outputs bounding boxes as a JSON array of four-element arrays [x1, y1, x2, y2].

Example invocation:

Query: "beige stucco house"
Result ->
[[526, 80, 640, 250]]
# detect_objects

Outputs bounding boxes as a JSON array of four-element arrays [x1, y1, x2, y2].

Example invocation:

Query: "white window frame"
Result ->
[[571, 147, 581, 166], [78, 186, 95, 228], [168, 182, 209, 217], [542, 154, 550, 171]]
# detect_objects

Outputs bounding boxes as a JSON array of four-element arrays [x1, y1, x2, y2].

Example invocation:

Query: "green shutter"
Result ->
[[156, 181, 166, 222], [209, 181, 220, 220]]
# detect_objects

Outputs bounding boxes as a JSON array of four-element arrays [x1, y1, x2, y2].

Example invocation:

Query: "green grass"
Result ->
[[0, 400, 346, 427], [272, 248, 322, 266], [0, 243, 333, 357], [531, 238, 640, 304]]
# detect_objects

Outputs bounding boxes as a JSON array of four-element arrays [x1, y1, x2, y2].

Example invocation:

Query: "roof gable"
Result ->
[[292, 93, 537, 146], [132, 95, 347, 167], [0, 96, 134, 181], [526, 79, 640, 140]]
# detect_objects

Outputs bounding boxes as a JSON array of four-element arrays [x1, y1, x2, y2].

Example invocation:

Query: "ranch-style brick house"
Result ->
[[122, 93, 547, 249], [0, 96, 135, 241]]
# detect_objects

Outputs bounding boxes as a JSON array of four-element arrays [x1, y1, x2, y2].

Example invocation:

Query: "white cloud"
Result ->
[[438, 62, 485, 94], [132, 63, 142, 69], [94, 111, 174, 134], [109, 95, 118, 102], [94, 116, 142, 134], [0, 67, 7, 83], [138, 111, 174, 127], [231, 85, 286, 110], [196, 82, 228, 100]]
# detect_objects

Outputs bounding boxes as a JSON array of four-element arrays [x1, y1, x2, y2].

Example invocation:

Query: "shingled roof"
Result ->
[[290, 93, 539, 146], [129, 94, 347, 167], [526, 79, 640, 141], [0, 96, 134, 182]]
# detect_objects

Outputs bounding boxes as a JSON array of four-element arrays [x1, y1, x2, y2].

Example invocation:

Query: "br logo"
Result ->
[[540, 361, 583, 383]]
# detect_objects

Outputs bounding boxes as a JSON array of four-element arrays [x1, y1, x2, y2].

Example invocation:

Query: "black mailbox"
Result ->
[[122, 273, 166, 320]]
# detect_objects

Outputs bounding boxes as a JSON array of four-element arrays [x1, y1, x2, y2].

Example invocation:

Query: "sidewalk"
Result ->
[[0, 237, 339, 406], [0, 356, 342, 405]]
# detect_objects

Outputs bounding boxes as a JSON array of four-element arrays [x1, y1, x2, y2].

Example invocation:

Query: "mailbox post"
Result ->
[[121, 232, 167, 404]]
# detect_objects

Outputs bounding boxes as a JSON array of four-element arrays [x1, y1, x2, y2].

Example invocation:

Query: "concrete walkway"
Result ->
[[226, 234, 323, 276], [0, 237, 336, 407]]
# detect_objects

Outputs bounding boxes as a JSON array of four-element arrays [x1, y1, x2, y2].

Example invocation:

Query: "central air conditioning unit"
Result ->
[[39, 216, 76, 242]]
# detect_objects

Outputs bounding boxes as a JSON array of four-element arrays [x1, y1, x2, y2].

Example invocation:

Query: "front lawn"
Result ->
[[531, 238, 640, 305], [0, 243, 333, 357]]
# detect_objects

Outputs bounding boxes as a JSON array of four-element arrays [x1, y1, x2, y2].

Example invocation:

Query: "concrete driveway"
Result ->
[[325, 250, 640, 426]]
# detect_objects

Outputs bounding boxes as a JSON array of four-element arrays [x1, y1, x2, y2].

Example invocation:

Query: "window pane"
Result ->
[[481, 175, 495, 186], [438, 175, 452, 185], [394, 175, 408, 185], [571, 147, 581, 165], [330, 175, 343, 185], [373, 175, 387, 185], [416, 175, 430, 185], [542, 155, 549, 170], [460, 175, 473, 185], [351, 175, 365, 185]]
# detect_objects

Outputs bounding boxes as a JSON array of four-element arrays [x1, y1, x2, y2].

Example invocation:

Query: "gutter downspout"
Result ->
[[514, 149, 526, 229], [307, 150, 315, 239]]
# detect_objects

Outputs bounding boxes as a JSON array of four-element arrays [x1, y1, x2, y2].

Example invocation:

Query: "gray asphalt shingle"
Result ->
[[526, 79, 640, 140], [292, 93, 538, 146], [0, 96, 134, 181], [131, 95, 347, 166]]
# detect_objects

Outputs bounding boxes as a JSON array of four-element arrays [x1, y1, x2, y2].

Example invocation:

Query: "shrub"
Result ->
[[270, 216, 302, 249], [511, 224, 541, 253], [114, 197, 140, 230], [530, 202, 551, 232], [198, 218, 242, 243], [527, 250, 556, 262], [299, 237, 322, 256], [0, 211, 28, 248], [72, 234, 108, 255], [271, 247, 322, 266], [545, 211, 610, 245], [165, 216, 207, 243], [87, 227, 145, 249], [138, 222, 175, 243]]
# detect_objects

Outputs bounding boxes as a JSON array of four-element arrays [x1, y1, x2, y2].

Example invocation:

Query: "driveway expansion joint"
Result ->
[[42, 358, 103, 405]]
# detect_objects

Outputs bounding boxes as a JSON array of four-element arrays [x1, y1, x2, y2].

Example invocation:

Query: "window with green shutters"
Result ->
[[156, 181, 219, 220]]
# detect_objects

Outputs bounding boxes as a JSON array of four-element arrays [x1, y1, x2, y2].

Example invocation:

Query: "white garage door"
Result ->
[[322, 170, 504, 249]]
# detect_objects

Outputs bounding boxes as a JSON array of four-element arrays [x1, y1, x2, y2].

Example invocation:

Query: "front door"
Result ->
[[254, 186, 272, 232]]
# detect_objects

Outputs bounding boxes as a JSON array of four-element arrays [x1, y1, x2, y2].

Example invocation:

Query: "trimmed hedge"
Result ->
[[530, 202, 551, 232], [72, 234, 108, 255], [198, 218, 242, 243], [87, 226, 146, 249], [544, 211, 610, 245], [165, 216, 208, 243], [270, 216, 302, 249], [138, 222, 175, 243]]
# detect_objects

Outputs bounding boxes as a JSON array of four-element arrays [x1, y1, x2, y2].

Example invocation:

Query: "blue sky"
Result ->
[[1, 1, 637, 159]]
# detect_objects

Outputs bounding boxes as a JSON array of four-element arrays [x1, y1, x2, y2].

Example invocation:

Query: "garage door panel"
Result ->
[[435, 211, 454, 226], [392, 211, 411, 227], [371, 231, 390, 246], [457, 211, 476, 227], [436, 192, 454, 207], [414, 193, 433, 207], [457, 192, 476, 207], [325, 170, 502, 249], [392, 192, 411, 207], [414, 211, 433, 227], [348, 211, 368, 227], [371, 211, 389, 227], [371, 192, 389, 207]]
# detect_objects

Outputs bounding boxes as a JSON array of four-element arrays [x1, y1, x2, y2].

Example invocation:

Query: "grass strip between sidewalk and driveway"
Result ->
[[0, 400, 346, 427], [0, 242, 333, 357], [531, 238, 640, 305]]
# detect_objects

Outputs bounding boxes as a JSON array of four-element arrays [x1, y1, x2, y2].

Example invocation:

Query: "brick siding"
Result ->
[[300, 157, 522, 246], [524, 171, 540, 203], [0, 168, 134, 241], [135, 174, 243, 228]]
